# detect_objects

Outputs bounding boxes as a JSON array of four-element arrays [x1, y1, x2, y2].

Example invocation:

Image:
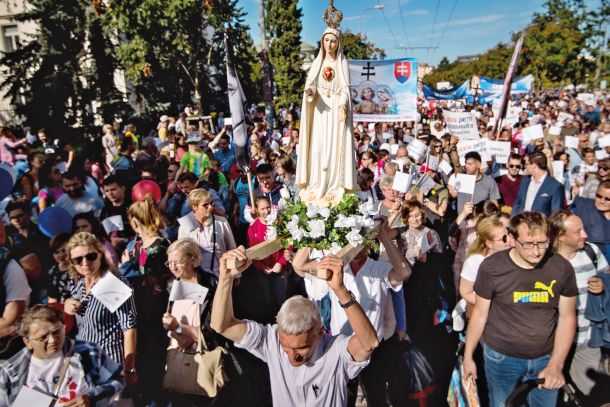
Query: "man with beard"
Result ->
[[55, 171, 103, 217]]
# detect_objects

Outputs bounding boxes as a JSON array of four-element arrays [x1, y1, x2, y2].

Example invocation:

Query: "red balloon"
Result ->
[[132, 180, 162, 203]]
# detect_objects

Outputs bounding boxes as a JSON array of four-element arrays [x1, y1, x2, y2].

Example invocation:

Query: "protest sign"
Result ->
[[102, 215, 123, 235], [595, 149, 609, 160], [13, 387, 55, 406], [419, 231, 432, 254], [557, 112, 574, 123], [599, 135, 610, 148], [418, 174, 436, 196], [438, 160, 453, 176], [443, 110, 479, 140], [565, 136, 580, 150], [391, 160, 404, 171], [169, 280, 209, 304], [426, 154, 439, 171], [485, 140, 512, 164], [390, 144, 400, 155], [392, 171, 411, 193], [521, 124, 544, 143], [551, 161, 565, 183], [455, 174, 477, 195], [91, 272, 133, 313], [549, 126, 562, 136], [577, 93, 597, 106]]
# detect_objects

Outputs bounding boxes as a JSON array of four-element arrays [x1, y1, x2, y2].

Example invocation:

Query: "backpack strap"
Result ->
[[583, 243, 598, 270]]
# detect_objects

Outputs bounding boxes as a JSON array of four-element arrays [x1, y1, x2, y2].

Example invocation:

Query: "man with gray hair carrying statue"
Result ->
[[211, 247, 379, 407]]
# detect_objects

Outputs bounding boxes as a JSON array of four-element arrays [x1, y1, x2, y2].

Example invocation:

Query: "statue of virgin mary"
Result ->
[[295, 9, 357, 204]]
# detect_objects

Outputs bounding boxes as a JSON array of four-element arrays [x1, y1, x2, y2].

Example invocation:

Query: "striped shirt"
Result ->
[[70, 272, 137, 364], [180, 151, 210, 178], [568, 244, 609, 344]]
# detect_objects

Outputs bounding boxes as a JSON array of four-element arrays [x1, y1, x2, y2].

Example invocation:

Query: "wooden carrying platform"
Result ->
[[227, 220, 382, 280]]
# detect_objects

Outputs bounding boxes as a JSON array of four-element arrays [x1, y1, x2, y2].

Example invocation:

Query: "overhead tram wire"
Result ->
[[396, 0, 412, 50], [431, 0, 458, 63], [426, 0, 441, 59], [376, 0, 401, 50]]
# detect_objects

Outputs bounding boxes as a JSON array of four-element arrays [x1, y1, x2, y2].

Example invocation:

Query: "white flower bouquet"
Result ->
[[273, 193, 379, 252]]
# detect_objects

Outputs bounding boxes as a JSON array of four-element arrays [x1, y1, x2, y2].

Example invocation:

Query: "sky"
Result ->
[[238, 0, 600, 67]]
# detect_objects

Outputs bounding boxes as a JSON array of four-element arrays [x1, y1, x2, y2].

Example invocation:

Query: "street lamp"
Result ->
[[359, 4, 384, 36]]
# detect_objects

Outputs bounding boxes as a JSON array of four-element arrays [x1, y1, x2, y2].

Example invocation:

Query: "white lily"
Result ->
[[346, 229, 364, 247], [307, 219, 326, 239]]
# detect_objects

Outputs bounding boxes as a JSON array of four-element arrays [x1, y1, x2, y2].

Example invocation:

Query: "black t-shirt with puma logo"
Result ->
[[474, 249, 578, 359]]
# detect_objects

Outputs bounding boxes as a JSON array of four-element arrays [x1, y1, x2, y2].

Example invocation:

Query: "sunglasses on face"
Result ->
[[70, 252, 99, 265], [494, 234, 509, 243], [596, 194, 610, 202], [508, 164, 522, 169]]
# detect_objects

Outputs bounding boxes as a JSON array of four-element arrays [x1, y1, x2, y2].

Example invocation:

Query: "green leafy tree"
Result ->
[[437, 56, 451, 70], [339, 30, 386, 60], [0, 0, 130, 139], [105, 0, 258, 116], [265, 0, 304, 107]]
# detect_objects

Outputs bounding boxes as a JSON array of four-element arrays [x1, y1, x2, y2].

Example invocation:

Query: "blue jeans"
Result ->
[[483, 345, 558, 407]]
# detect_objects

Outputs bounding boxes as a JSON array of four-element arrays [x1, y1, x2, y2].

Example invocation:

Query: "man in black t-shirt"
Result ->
[[100, 175, 134, 254], [463, 211, 577, 407]]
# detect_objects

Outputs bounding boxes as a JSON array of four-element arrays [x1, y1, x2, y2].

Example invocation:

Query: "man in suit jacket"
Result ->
[[512, 151, 565, 216]]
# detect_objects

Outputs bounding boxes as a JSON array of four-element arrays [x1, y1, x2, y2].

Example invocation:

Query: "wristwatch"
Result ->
[[339, 291, 357, 309], [174, 325, 183, 335], [126, 368, 137, 375]]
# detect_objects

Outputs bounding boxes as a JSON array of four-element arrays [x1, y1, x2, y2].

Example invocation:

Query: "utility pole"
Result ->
[[258, 0, 275, 125]]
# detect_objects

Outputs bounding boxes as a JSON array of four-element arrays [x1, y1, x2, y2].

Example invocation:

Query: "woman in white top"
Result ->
[[459, 215, 513, 306]]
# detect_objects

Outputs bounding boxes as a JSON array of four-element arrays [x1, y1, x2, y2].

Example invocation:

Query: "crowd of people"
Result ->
[[0, 88, 608, 407]]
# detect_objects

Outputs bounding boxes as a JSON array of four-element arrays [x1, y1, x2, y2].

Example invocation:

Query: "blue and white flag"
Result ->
[[349, 58, 418, 122], [423, 80, 470, 100], [477, 74, 533, 102]]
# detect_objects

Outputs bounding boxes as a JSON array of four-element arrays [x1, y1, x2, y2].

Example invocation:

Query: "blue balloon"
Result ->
[[38, 206, 73, 238], [0, 167, 13, 201]]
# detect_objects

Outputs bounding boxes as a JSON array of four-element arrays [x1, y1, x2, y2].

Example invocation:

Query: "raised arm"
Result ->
[[210, 247, 251, 343], [378, 219, 411, 287], [318, 256, 378, 362]]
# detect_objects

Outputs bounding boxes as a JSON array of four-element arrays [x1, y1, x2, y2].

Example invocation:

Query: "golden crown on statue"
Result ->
[[323, 0, 343, 29]]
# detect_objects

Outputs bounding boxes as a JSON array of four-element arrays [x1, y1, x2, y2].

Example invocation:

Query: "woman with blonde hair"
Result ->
[[125, 195, 171, 405], [459, 215, 512, 305], [161, 238, 221, 404], [63, 232, 137, 381]]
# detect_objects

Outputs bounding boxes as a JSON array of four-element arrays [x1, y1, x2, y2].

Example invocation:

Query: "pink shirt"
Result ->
[[0, 137, 27, 165]]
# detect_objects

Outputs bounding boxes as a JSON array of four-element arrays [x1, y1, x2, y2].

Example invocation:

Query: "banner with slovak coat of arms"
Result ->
[[348, 58, 418, 122]]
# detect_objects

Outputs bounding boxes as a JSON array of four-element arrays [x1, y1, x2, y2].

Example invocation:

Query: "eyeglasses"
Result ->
[[508, 164, 522, 169], [165, 258, 192, 268], [516, 239, 549, 250], [408, 213, 423, 220], [596, 194, 610, 202], [599, 167, 609, 171], [70, 252, 99, 265], [29, 327, 64, 342]]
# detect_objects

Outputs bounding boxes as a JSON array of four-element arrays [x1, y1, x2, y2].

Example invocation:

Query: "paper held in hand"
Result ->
[[419, 231, 433, 254], [564, 136, 580, 150], [521, 124, 544, 143], [13, 387, 55, 407], [551, 161, 564, 183], [392, 171, 411, 193], [169, 280, 209, 304], [455, 174, 477, 196], [102, 215, 123, 235], [438, 160, 453, 176], [91, 272, 133, 313], [598, 135, 610, 148]]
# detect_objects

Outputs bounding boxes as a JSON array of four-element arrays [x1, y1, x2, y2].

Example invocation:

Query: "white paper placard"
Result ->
[[522, 124, 544, 143], [443, 110, 479, 140], [390, 144, 400, 155], [589, 132, 599, 147], [565, 136, 580, 150], [485, 140, 512, 164], [419, 174, 437, 196], [392, 171, 411, 193], [551, 160, 565, 183], [595, 149, 609, 160], [456, 139, 486, 157], [102, 215, 123, 234], [455, 174, 477, 195], [169, 280, 209, 304], [281, 136, 291, 146], [549, 126, 562, 136], [382, 132, 393, 140], [599, 135, 610, 148], [178, 212, 198, 232], [13, 387, 54, 407], [91, 272, 133, 313], [438, 160, 453, 176], [224, 118, 233, 126], [391, 160, 404, 172], [557, 112, 574, 123], [403, 135, 414, 143], [419, 231, 432, 254], [426, 154, 439, 171]]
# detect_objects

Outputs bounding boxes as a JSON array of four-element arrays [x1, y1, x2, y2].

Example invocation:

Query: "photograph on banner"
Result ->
[[443, 110, 479, 140], [479, 74, 534, 101], [422, 80, 470, 100], [349, 58, 417, 122]]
